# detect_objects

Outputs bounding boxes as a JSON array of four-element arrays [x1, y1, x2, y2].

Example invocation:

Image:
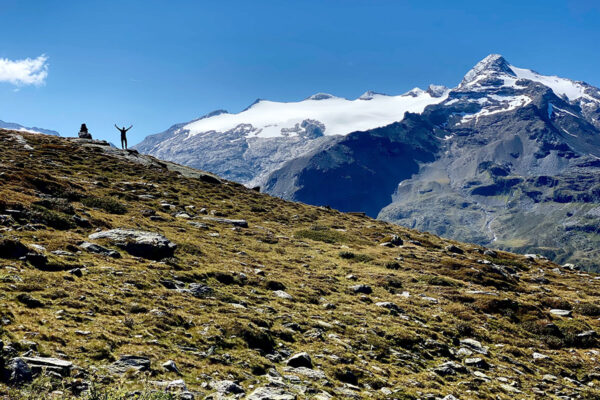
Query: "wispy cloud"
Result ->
[[0, 55, 48, 86]]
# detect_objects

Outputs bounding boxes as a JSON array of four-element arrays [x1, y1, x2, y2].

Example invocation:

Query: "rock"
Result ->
[[350, 284, 372, 294], [175, 213, 191, 219], [80, 242, 121, 258], [459, 338, 488, 355], [211, 380, 245, 395], [109, 355, 151, 374], [202, 217, 248, 228], [286, 352, 312, 369], [0, 238, 30, 259], [456, 348, 473, 357], [442, 396, 459, 400], [7, 357, 33, 385], [88, 229, 176, 260], [162, 360, 180, 374], [549, 309, 572, 317], [375, 301, 403, 314], [22, 356, 73, 377], [532, 352, 549, 361], [274, 290, 293, 300], [185, 283, 213, 298], [445, 244, 464, 254], [68, 268, 83, 277], [464, 357, 489, 369], [16, 293, 44, 308], [246, 387, 296, 400], [265, 280, 286, 291], [433, 361, 468, 376], [483, 249, 497, 257], [390, 235, 403, 246], [543, 374, 558, 382]]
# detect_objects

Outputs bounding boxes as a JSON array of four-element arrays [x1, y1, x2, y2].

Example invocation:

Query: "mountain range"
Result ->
[[0, 120, 59, 136], [136, 55, 600, 271]]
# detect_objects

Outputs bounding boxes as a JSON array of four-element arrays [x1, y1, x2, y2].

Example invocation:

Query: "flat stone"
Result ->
[[274, 290, 293, 300], [89, 229, 176, 260], [246, 387, 296, 400], [202, 217, 248, 228], [550, 309, 572, 317], [459, 338, 488, 355], [109, 355, 151, 374]]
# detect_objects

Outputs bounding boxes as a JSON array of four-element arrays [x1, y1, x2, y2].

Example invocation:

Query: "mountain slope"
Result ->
[[1, 129, 599, 399], [136, 54, 600, 270]]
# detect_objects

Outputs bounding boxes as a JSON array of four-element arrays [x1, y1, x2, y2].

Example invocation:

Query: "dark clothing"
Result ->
[[115, 125, 132, 150]]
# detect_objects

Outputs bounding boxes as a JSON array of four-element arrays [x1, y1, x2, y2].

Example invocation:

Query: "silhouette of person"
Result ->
[[115, 124, 132, 150]]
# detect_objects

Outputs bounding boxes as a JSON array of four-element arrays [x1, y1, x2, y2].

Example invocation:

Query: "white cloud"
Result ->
[[0, 55, 48, 86]]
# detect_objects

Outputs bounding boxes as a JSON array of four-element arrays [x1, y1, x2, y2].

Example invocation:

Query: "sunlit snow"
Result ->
[[184, 89, 448, 139]]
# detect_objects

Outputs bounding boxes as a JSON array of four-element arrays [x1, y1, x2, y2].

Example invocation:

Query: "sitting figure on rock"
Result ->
[[78, 123, 92, 139]]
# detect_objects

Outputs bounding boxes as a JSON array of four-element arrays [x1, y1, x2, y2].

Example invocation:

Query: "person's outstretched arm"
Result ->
[[126, 125, 133, 131], [114, 124, 119, 130]]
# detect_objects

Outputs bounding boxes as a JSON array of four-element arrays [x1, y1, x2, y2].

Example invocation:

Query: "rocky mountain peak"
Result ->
[[460, 54, 515, 87]]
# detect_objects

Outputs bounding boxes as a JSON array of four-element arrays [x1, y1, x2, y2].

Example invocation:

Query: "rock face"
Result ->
[[88, 229, 176, 260]]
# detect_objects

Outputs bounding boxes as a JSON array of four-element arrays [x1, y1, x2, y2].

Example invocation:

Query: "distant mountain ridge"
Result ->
[[137, 54, 600, 270], [0, 119, 60, 136]]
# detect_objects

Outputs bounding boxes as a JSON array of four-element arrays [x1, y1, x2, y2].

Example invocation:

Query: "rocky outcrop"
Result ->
[[88, 229, 176, 260]]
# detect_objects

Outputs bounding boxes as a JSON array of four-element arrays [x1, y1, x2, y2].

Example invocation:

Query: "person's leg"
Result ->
[[124, 137, 128, 150], [121, 138, 125, 149]]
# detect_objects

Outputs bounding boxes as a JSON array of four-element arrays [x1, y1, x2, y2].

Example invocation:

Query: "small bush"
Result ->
[[30, 205, 76, 230], [81, 196, 128, 215]]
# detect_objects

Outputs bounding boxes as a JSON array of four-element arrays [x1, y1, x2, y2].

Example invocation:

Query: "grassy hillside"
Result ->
[[0, 129, 599, 399]]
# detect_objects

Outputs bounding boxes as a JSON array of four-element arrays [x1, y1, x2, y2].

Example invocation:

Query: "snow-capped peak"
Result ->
[[358, 90, 389, 100], [460, 54, 515, 87], [459, 54, 599, 104], [305, 93, 338, 101]]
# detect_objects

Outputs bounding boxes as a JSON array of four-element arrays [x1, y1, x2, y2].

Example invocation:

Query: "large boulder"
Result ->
[[7, 358, 33, 385], [88, 229, 176, 260]]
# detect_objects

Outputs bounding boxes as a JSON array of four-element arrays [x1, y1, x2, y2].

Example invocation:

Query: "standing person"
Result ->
[[115, 124, 132, 150]]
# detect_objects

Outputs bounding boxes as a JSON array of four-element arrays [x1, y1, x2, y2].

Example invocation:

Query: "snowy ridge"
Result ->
[[184, 86, 449, 139]]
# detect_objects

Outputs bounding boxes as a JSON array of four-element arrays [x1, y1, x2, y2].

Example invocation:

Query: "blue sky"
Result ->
[[0, 0, 599, 144]]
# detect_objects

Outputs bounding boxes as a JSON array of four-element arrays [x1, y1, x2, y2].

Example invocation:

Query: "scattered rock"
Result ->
[[433, 361, 468, 376], [0, 238, 30, 259], [459, 338, 488, 355], [464, 357, 489, 369], [211, 380, 245, 395], [109, 355, 151, 374], [162, 360, 180, 374], [7, 357, 33, 385], [22, 356, 73, 377], [350, 284, 372, 294], [246, 387, 296, 400], [532, 352, 549, 361], [375, 301, 403, 314], [274, 290, 293, 300], [16, 293, 44, 308], [549, 309, 572, 317], [202, 217, 248, 228], [445, 244, 464, 254], [80, 242, 121, 258], [88, 229, 176, 260], [286, 352, 312, 369]]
